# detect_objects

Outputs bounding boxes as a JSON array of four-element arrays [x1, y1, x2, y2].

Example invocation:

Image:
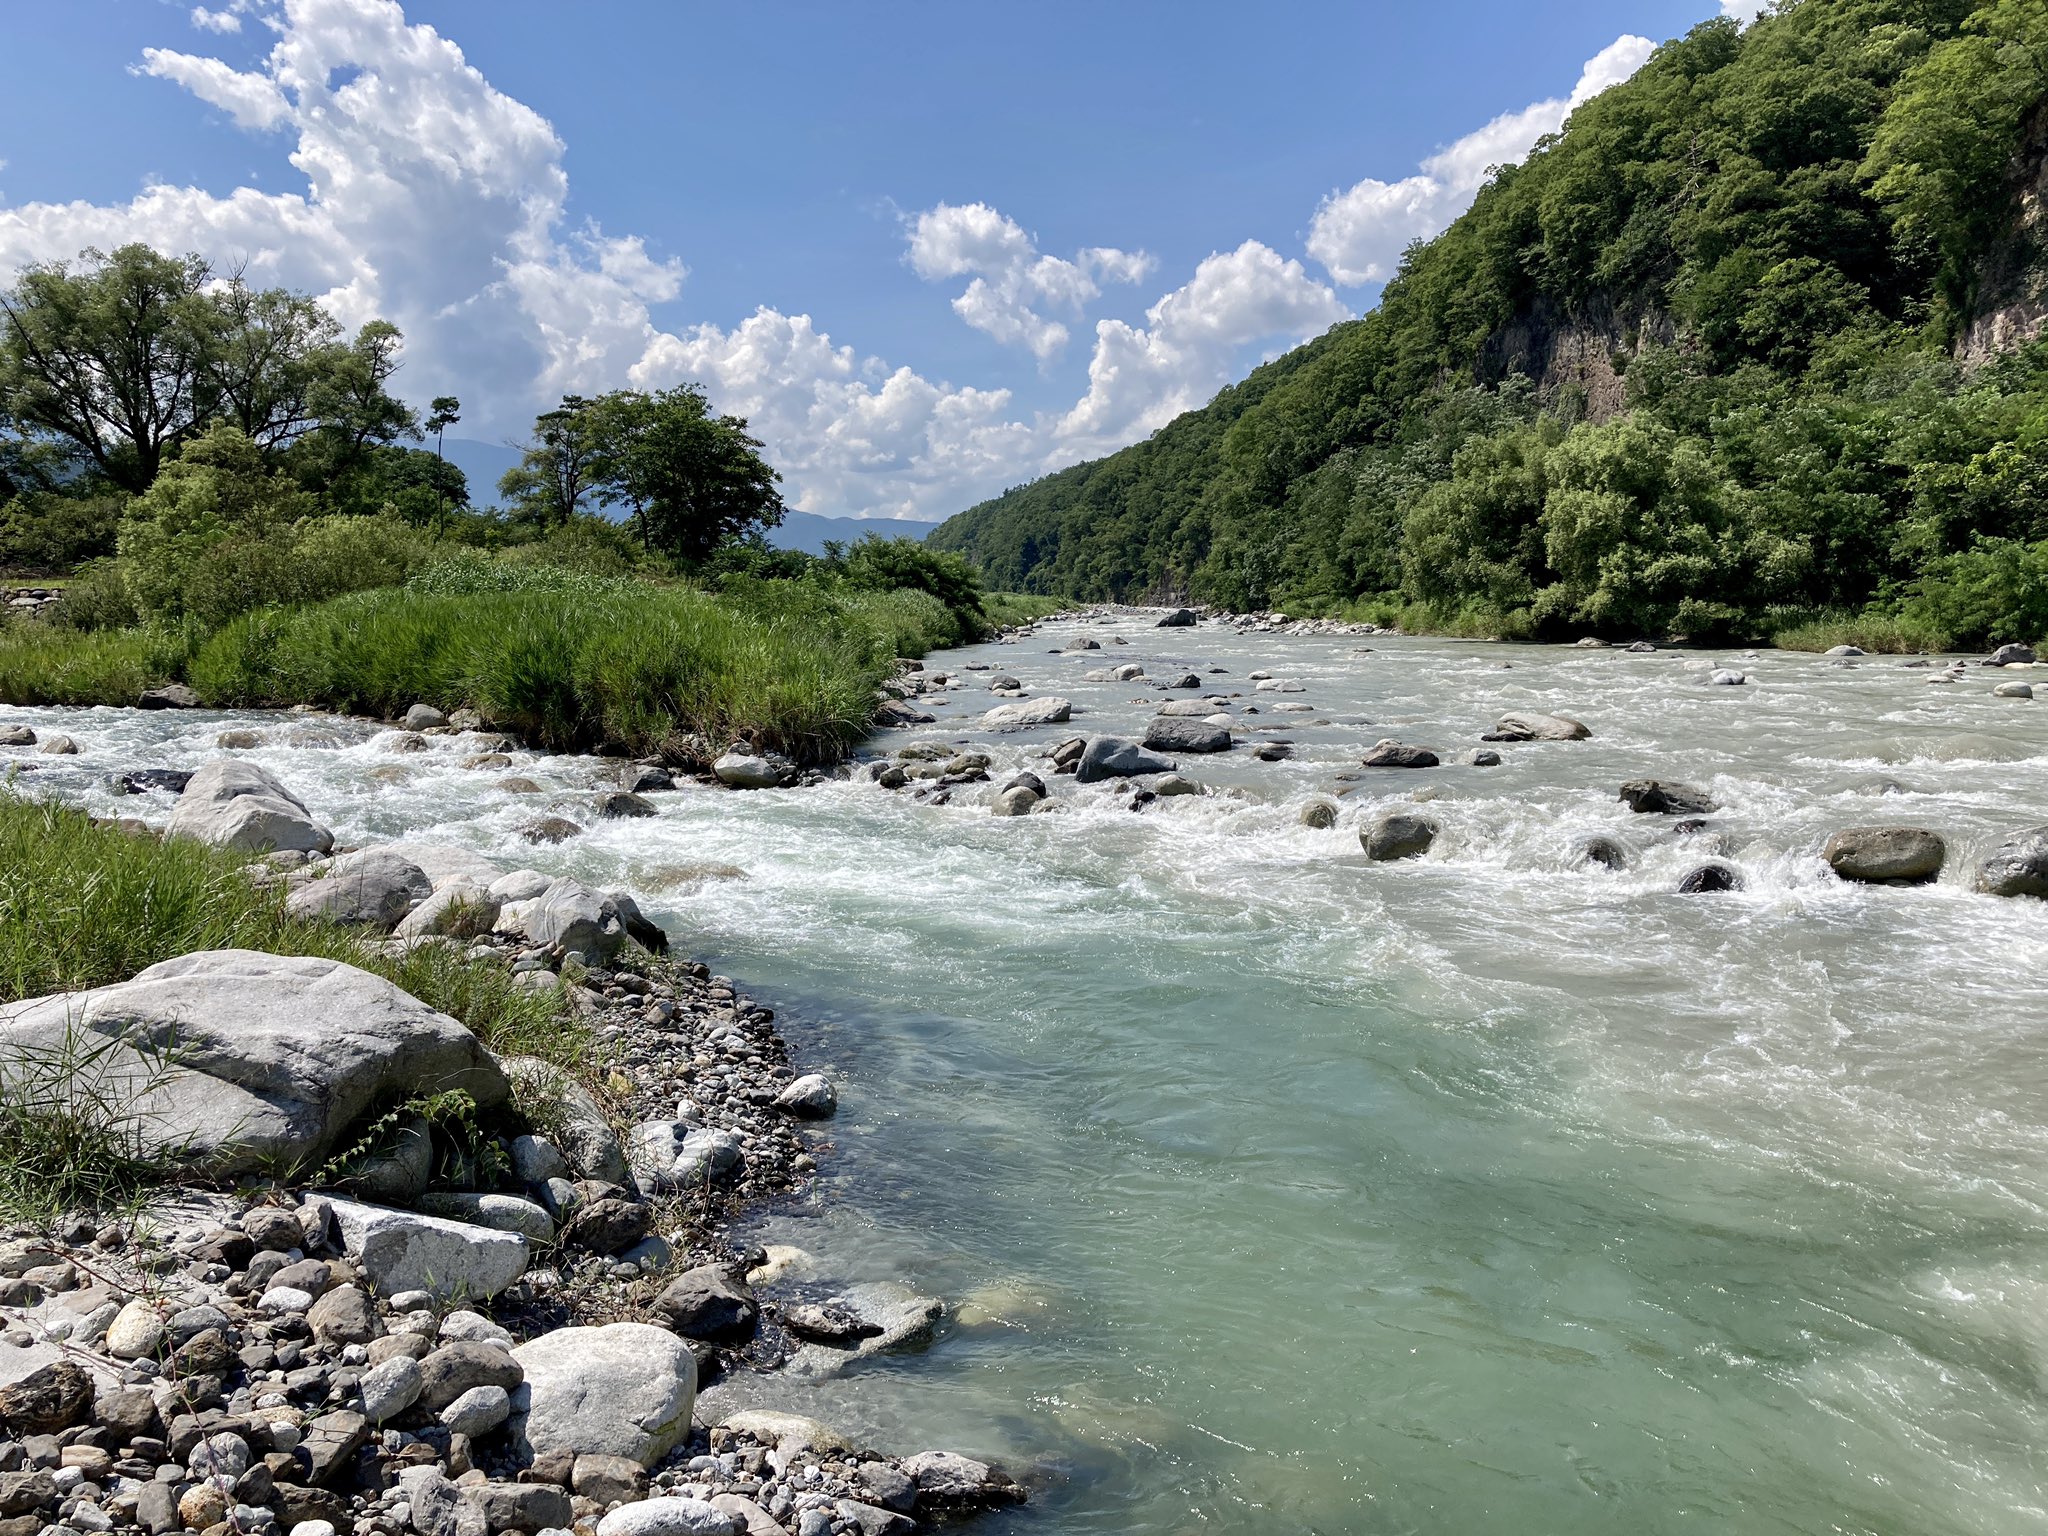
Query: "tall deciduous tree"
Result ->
[[588, 385, 783, 562], [498, 394, 602, 527], [0, 245, 212, 492]]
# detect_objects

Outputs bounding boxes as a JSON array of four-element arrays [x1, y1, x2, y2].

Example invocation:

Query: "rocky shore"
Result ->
[[0, 752, 1032, 1535]]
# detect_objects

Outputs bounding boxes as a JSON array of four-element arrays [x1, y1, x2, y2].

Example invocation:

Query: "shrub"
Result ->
[[1900, 537, 2048, 651], [0, 490, 125, 573]]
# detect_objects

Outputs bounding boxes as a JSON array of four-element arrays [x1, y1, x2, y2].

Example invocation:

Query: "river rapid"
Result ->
[[13, 616, 2048, 1535]]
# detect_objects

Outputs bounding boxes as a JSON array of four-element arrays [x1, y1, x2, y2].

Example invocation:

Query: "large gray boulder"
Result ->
[[1074, 736, 1175, 783], [394, 880, 501, 941], [1979, 826, 2048, 898], [1987, 643, 2036, 666], [982, 696, 1072, 728], [1142, 717, 1231, 754], [165, 760, 332, 854], [712, 752, 794, 789], [1362, 741, 1438, 769], [0, 951, 507, 1175], [1823, 827, 1946, 884], [1155, 608, 1197, 627], [1487, 712, 1589, 742], [511, 1322, 696, 1468], [284, 850, 433, 930], [501, 879, 625, 961], [1363, 813, 1437, 861], [326, 1198, 529, 1301]]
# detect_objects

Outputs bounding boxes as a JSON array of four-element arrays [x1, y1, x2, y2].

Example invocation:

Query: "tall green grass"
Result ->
[[189, 581, 935, 761], [0, 797, 575, 1066], [981, 591, 1070, 629], [1769, 611, 1949, 654]]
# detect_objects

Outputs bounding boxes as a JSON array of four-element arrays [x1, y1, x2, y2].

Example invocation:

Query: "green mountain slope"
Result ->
[[929, 0, 2048, 647]]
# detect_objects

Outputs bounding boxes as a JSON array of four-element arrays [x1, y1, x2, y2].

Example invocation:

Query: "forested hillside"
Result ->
[[929, 0, 2048, 648]]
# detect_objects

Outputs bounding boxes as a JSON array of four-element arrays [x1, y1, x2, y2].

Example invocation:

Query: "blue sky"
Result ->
[[0, 0, 1746, 519]]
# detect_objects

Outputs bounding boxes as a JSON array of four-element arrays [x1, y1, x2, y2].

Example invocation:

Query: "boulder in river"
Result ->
[[1155, 608, 1197, 627], [1363, 812, 1436, 861], [1677, 863, 1741, 893], [137, 684, 199, 709], [1168, 673, 1201, 688], [0, 950, 508, 1174], [1142, 717, 1231, 754], [1993, 681, 2033, 699], [1063, 637, 1101, 651], [595, 791, 658, 819], [1987, 643, 2036, 666], [402, 703, 448, 731], [1362, 740, 1438, 769], [1300, 801, 1337, 829], [1823, 826, 1946, 884], [1618, 779, 1715, 815], [984, 696, 1072, 728], [1976, 826, 2048, 898], [1825, 644, 1866, 657], [284, 849, 433, 929], [1155, 697, 1227, 717], [1575, 836, 1628, 871], [1074, 735, 1176, 782], [166, 759, 333, 854], [504, 878, 626, 962], [1487, 712, 1589, 742], [1001, 771, 1046, 798], [991, 785, 1040, 817], [371, 840, 503, 891], [712, 750, 795, 789], [1467, 748, 1502, 767]]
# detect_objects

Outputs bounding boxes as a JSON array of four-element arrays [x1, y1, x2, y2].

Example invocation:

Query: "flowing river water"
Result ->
[[14, 615, 2048, 1535]]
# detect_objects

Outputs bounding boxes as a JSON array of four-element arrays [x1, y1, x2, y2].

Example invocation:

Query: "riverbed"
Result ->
[[12, 618, 2048, 1535]]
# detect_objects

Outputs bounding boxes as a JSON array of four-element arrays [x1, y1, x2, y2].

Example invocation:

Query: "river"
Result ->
[[14, 615, 2048, 1535]]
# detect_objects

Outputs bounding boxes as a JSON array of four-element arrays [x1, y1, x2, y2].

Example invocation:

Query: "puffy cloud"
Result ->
[[190, 7, 244, 34], [137, 49, 290, 131], [1308, 33, 1655, 285], [1720, 0, 1772, 20], [906, 201, 1152, 360], [1058, 241, 1350, 453]]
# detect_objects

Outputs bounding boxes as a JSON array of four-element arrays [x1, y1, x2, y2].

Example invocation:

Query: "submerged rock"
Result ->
[[1823, 826, 1945, 884], [1677, 863, 1742, 893], [1487, 712, 1589, 742], [1362, 740, 1438, 769], [1300, 801, 1338, 829], [1977, 826, 2048, 898], [1575, 836, 1628, 871], [1618, 779, 1715, 815], [1363, 812, 1436, 861], [1142, 716, 1231, 753]]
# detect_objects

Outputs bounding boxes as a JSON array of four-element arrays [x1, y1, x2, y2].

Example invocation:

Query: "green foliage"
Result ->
[[189, 579, 933, 760], [0, 489, 124, 573], [830, 534, 987, 633], [1901, 533, 2048, 643], [930, 0, 2048, 641], [0, 619, 155, 703]]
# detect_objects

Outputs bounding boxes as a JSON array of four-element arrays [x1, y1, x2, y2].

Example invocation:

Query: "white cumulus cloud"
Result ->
[[906, 201, 1152, 361], [1058, 241, 1350, 454], [191, 7, 244, 34], [1308, 33, 1655, 286]]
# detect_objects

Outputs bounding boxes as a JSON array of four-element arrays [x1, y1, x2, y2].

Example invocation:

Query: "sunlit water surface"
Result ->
[[15, 620, 2048, 1535]]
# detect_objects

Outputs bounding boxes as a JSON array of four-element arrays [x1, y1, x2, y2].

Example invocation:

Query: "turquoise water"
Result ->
[[21, 620, 2048, 1533]]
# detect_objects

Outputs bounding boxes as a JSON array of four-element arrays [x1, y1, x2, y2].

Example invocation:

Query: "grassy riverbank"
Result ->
[[0, 796, 586, 1217], [0, 581, 1068, 760]]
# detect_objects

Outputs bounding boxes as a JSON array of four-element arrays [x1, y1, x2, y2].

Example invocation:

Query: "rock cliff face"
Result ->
[[1959, 103, 2048, 366], [1475, 294, 1677, 424]]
